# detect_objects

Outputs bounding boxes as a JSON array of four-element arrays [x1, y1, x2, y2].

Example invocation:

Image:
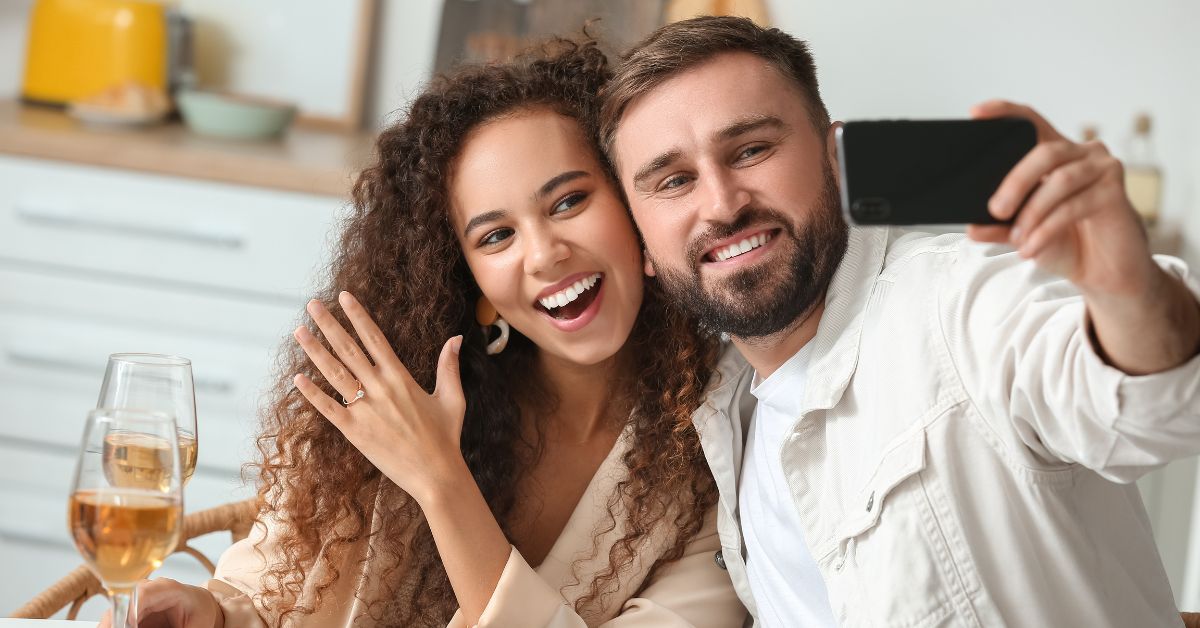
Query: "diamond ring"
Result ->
[[342, 380, 366, 406]]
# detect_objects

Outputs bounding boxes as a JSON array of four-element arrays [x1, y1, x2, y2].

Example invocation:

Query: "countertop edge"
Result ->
[[0, 101, 373, 198]]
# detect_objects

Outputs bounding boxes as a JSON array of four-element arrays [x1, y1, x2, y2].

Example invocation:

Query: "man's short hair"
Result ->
[[598, 15, 831, 160]]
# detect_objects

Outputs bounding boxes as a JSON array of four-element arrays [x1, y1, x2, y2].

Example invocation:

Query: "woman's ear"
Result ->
[[826, 121, 844, 186]]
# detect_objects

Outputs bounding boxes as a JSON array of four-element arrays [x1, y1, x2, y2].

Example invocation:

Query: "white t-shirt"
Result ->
[[739, 344, 837, 627]]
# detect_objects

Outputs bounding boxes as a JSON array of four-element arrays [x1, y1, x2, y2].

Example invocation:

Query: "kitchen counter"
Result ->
[[0, 99, 375, 197]]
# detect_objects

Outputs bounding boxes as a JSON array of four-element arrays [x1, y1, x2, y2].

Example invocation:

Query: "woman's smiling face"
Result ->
[[449, 108, 644, 366]]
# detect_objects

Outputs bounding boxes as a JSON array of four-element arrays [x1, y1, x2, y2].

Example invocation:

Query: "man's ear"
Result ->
[[643, 252, 656, 277], [826, 121, 844, 186]]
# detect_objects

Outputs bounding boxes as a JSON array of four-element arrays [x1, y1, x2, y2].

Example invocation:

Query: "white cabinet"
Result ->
[[0, 154, 345, 618]]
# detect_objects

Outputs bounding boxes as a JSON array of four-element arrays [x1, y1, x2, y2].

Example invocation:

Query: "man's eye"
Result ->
[[660, 174, 692, 191], [738, 145, 767, 160], [480, 228, 513, 246], [552, 192, 587, 214]]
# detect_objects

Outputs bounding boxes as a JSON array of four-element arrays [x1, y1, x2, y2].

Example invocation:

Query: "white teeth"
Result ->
[[539, 273, 602, 310], [713, 232, 772, 262]]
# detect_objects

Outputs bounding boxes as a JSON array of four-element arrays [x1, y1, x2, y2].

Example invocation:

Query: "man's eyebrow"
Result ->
[[629, 116, 788, 190], [463, 209, 507, 238], [632, 149, 682, 189], [714, 114, 788, 142], [534, 170, 589, 201]]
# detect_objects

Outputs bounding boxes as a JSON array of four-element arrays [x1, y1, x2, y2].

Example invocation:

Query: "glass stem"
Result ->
[[111, 590, 133, 628]]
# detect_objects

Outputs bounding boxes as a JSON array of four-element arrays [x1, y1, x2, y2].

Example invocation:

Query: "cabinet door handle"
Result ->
[[15, 203, 245, 250], [5, 349, 103, 378], [5, 349, 236, 396]]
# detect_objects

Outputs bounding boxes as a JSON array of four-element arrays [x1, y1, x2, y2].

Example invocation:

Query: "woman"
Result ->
[[109, 39, 745, 627]]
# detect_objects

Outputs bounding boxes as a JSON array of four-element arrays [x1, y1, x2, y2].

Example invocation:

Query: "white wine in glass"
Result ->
[[97, 353, 199, 485], [103, 431, 198, 491], [69, 408, 183, 628]]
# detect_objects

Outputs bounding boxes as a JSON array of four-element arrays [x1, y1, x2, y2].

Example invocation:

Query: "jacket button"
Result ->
[[714, 550, 727, 570]]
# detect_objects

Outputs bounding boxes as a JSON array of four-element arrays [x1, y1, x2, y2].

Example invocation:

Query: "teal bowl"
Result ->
[[176, 90, 296, 140]]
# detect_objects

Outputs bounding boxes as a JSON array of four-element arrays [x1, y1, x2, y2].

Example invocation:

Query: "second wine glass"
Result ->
[[97, 353, 199, 485]]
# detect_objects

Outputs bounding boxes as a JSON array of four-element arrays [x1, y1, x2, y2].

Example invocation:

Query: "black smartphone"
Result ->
[[835, 118, 1037, 225]]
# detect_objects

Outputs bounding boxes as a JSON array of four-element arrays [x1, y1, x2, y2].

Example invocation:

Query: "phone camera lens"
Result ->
[[852, 198, 891, 221]]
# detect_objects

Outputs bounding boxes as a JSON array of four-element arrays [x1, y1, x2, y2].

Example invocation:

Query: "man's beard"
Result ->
[[651, 164, 849, 340]]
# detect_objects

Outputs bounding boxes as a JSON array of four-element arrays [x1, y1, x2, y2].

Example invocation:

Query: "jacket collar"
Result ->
[[800, 225, 889, 416], [692, 343, 755, 501]]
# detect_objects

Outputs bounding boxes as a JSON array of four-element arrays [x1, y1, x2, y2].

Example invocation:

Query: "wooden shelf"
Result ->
[[0, 100, 375, 197]]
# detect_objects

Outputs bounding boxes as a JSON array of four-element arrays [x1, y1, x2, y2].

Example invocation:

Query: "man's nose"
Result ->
[[697, 167, 752, 225], [523, 225, 571, 276]]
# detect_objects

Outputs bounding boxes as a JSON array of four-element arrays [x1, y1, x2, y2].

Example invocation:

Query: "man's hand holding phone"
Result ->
[[837, 100, 1199, 375], [966, 100, 1151, 291], [967, 100, 1200, 376]]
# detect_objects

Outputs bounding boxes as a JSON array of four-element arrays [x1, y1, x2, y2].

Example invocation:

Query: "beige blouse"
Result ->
[[205, 431, 747, 627]]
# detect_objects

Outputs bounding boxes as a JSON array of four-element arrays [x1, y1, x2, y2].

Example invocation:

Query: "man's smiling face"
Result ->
[[609, 51, 848, 339]]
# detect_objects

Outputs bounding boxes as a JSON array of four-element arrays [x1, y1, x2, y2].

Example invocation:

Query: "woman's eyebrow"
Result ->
[[533, 170, 589, 202], [463, 208, 508, 238], [463, 171, 589, 238]]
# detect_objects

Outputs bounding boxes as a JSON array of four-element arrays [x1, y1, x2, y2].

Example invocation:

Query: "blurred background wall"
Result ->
[[1, 0, 1197, 617], [2, 0, 1196, 266]]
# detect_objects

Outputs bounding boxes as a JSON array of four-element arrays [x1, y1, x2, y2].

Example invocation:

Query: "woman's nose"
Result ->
[[523, 226, 571, 276]]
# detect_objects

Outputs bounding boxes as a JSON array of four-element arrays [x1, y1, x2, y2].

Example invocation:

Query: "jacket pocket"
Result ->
[[826, 428, 972, 628]]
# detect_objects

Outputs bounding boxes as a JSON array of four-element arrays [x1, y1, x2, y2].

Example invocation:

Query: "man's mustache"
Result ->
[[686, 207, 795, 267]]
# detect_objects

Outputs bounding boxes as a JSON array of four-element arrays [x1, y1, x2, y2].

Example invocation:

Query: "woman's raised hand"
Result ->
[[292, 291, 469, 505], [97, 578, 222, 628]]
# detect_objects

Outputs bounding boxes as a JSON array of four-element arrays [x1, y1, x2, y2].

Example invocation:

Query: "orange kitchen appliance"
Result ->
[[21, 0, 190, 106]]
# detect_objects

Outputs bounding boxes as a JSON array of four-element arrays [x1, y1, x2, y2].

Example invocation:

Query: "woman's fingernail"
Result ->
[[451, 335, 463, 355], [339, 291, 351, 304], [1010, 226, 1023, 245]]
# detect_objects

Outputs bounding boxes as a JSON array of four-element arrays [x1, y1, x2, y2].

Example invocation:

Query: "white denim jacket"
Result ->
[[691, 227, 1200, 627]]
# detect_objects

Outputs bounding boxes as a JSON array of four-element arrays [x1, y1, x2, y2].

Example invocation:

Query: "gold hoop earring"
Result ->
[[475, 297, 510, 355]]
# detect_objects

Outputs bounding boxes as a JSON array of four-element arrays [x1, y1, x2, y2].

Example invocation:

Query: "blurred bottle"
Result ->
[[1123, 113, 1162, 227]]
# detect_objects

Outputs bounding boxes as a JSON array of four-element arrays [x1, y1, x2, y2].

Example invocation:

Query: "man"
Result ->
[[599, 16, 1200, 627]]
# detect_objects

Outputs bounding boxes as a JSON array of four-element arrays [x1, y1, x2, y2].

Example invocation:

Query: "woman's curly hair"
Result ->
[[251, 38, 721, 626]]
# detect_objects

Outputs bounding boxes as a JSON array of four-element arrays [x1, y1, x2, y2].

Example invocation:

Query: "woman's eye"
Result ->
[[552, 191, 587, 214], [480, 228, 513, 247]]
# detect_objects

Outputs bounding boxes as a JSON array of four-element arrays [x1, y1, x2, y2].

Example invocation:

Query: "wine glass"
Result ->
[[97, 353, 198, 486], [69, 408, 184, 628]]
